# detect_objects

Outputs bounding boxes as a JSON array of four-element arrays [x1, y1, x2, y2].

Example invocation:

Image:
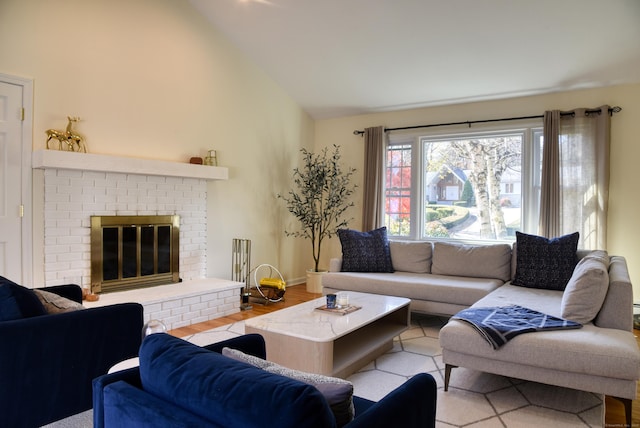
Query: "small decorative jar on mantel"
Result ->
[[204, 150, 218, 166]]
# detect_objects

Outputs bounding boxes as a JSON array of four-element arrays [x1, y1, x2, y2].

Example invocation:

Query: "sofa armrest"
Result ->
[[0, 302, 143, 427], [330, 257, 342, 272], [40, 284, 83, 303], [102, 381, 213, 427], [202, 333, 266, 359], [93, 367, 144, 428], [595, 256, 634, 331], [346, 373, 437, 428]]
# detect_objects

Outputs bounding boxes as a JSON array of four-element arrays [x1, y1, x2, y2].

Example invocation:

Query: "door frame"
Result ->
[[0, 72, 33, 285]]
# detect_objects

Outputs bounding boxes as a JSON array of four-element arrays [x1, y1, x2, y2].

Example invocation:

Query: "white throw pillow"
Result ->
[[560, 251, 610, 324]]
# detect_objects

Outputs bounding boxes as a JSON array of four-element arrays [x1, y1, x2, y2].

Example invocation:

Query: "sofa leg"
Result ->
[[444, 364, 456, 392], [612, 396, 632, 427]]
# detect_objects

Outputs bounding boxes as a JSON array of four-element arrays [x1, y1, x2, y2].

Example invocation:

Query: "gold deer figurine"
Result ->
[[45, 116, 87, 153]]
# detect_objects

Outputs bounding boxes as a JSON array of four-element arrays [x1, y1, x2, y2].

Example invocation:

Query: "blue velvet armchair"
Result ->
[[94, 333, 437, 428], [0, 278, 143, 428]]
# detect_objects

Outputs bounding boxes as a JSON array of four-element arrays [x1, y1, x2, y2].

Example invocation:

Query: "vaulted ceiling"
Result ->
[[190, 0, 640, 119]]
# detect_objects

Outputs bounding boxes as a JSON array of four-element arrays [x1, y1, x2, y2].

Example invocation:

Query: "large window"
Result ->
[[385, 123, 543, 242]]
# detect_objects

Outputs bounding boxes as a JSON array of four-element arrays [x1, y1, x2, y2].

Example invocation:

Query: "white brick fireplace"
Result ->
[[33, 150, 243, 329]]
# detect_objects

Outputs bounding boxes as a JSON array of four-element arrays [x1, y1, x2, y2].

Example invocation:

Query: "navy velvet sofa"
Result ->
[[94, 333, 437, 428], [0, 279, 143, 428]]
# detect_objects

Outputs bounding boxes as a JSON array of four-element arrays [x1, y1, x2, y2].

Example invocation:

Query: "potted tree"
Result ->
[[279, 145, 356, 292]]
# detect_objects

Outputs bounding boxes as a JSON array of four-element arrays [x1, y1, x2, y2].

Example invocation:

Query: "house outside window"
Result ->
[[384, 123, 543, 242]]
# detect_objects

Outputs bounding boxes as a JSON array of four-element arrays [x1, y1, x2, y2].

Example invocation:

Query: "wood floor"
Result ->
[[169, 284, 638, 426], [169, 284, 324, 337]]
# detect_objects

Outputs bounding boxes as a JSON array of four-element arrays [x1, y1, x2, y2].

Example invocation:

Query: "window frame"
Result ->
[[384, 121, 543, 243]]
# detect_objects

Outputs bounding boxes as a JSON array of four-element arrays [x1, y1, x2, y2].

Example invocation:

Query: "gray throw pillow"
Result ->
[[33, 289, 85, 314], [560, 251, 610, 324], [222, 347, 354, 427]]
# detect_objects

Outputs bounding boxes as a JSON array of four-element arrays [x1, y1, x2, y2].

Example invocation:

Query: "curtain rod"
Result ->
[[352, 106, 622, 136]]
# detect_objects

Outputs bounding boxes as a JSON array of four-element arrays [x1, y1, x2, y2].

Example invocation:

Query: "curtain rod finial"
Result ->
[[353, 130, 364, 136]]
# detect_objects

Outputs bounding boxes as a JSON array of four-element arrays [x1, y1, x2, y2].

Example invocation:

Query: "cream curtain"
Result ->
[[361, 126, 385, 231], [539, 106, 611, 249]]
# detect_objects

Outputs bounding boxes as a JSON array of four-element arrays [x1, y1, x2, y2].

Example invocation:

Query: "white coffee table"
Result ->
[[245, 292, 410, 378]]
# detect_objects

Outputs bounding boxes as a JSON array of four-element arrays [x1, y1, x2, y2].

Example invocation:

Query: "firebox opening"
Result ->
[[91, 215, 180, 294]]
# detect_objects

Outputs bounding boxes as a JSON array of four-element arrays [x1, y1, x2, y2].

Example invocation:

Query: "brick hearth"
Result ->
[[84, 278, 244, 331]]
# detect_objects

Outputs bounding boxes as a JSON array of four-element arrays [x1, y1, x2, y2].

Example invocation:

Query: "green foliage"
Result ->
[[424, 205, 470, 233], [278, 145, 356, 272], [439, 206, 470, 229], [461, 180, 475, 207], [425, 208, 440, 222], [425, 222, 449, 237], [435, 207, 454, 217], [387, 216, 410, 236]]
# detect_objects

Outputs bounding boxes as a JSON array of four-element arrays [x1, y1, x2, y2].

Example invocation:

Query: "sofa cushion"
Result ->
[[0, 276, 46, 318], [561, 251, 610, 324], [33, 289, 86, 314], [431, 242, 512, 282], [223, 347, 354, 427], [323, 271, 503, 307], [512, 232, 579, 291], [338, 227, 393, 273], [0, 283, 22, 321], [139, 334, 335, 428], [389, 241, 432, 273]]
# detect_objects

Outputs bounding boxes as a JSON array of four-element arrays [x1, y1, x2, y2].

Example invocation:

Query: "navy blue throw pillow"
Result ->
[[512, 232, 579, 291], [337, 227, 394, 273], [0, 283, 22, 321], [0, 276, 46, 318]]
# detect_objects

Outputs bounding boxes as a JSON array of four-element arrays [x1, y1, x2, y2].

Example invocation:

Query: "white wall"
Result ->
[[0, 0, 313, 285], [315, 84, 640, 298]]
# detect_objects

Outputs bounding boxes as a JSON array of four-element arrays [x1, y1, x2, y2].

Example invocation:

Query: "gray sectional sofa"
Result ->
[[440, 254, 639, 425], [324, 239, 640, 425], [324, 240, 514, 316]]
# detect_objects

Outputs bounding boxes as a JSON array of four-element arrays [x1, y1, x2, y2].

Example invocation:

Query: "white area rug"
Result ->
[[48, 314, 603, 427]]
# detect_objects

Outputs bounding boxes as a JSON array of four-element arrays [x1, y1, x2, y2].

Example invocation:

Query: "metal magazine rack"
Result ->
[[252, 264, 286, 303]]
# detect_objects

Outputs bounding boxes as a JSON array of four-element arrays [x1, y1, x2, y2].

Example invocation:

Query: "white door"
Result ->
[[445, 185, 459, 201], [0, 81, 24, 282]]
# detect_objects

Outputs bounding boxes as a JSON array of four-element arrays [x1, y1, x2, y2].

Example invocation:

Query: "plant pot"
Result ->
[[306, 269, 326, 293]]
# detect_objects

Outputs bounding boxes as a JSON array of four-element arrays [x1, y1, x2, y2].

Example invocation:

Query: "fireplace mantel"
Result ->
[[32, 149, 228, 180]]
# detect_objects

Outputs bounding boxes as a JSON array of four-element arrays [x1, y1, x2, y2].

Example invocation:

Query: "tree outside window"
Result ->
[[385, 125, 542, 242]]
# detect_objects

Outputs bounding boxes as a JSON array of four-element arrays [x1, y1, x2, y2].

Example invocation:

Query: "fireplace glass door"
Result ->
[[91, 215, 179, 293]]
